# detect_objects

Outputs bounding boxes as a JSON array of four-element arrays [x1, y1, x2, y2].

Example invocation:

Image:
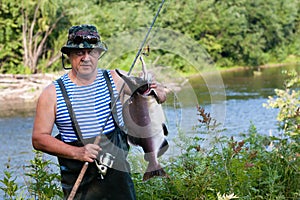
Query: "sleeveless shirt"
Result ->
[[54, 69, 124, 143]]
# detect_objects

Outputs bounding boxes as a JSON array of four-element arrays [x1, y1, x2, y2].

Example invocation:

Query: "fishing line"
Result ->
[[128, 0, 165, 75], [108, 0, 166, 128], [106, 0, 166, 130]]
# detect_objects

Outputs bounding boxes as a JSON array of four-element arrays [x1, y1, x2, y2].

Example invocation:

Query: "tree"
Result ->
[[1, 0, 300, 74], [0, 0, 23, 73], [21, 0, 67, 73]]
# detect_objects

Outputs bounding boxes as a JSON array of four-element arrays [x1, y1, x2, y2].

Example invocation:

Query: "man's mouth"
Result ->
[[80, 64, 91, 67]]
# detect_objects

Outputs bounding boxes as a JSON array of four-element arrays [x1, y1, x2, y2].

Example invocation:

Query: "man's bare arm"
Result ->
[[32, 83, 100, 162]]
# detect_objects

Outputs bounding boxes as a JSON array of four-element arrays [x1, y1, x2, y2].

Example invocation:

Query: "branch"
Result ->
[[33, 31, 42, 57], [35, 12, 65, 66], [46, 53, 61, 68], [21, 8, 29, 67], [36, 13, 64, 56], [28, 0, 42, 69]]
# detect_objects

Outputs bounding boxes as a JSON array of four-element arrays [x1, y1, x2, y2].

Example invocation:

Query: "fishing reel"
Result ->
[[95, 152, 115, 179]]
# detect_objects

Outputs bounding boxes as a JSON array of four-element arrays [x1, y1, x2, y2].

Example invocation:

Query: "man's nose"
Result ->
[[81, 51, 91, 59]]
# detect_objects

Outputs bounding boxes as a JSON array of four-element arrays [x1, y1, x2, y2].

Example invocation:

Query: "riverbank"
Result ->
[[1, 63, 299, 118], [0, 73, 62, 117], [0, 69, 183, 117]]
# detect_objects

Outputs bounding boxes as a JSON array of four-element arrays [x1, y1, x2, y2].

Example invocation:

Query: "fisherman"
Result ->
[[31, 24, 144, 199]]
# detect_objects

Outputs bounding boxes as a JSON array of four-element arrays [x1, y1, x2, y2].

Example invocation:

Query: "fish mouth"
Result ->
[[116, 69, 149, 92], [116, 69, 162, 102]]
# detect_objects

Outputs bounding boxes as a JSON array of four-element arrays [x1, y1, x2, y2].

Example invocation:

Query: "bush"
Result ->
[[0, 151, 62, 200]]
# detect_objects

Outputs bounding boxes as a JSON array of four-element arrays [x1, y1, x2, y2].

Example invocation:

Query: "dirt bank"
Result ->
[[0, 73, 63, 117]]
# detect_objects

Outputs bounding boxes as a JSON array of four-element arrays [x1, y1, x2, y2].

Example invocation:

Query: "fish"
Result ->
[[116, 58, 169, 181]]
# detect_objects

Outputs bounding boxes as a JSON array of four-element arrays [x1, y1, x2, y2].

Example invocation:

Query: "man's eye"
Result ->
[[75, 51, 84, 56], [89, 51, 98, 57], [73, 50, 98, 57]]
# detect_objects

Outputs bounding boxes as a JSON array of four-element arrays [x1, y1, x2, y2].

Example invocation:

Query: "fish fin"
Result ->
[[127, 135, 140, 146], [143, 139, 169, 161], [143, 168, 168, 181], [162, 123, 169, 136], [157, 139, 169, 158]]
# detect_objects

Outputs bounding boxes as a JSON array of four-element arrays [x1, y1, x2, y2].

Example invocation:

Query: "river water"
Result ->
[[0, 65, 299, 193]]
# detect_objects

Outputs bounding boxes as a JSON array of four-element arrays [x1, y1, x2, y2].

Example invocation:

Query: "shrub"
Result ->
[[0, 151, 63, 199]]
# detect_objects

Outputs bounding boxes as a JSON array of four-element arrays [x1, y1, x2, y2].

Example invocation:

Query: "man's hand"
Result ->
[[149, 82, 167, 103], [77, 144, 101, 162]]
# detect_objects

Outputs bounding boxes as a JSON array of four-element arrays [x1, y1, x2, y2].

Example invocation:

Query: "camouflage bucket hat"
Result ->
[[61, 24, 107, 54]]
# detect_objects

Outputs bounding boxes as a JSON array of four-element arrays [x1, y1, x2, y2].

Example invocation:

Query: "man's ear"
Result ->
[[62, 54, 72, 70]]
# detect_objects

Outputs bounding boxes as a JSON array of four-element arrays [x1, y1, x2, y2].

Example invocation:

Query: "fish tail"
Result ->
[[143, 167, 168, 181]]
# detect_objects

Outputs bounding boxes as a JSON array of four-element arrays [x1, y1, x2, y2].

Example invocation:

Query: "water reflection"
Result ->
[[189, 65, 299, 104], [0, 116, 35, 184]]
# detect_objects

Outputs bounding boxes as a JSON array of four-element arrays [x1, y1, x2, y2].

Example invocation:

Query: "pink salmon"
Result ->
[[116, 66, 169, 181]]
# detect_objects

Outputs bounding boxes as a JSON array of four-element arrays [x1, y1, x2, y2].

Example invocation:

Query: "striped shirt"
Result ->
[[54, 69, 124, 142]]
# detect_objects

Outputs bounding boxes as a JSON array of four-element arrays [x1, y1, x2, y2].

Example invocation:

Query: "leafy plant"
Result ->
[[23, 151, 62, 199], [0, 171, 19, 200], [0, 151, 62, 200], [264, 69, 300, 138]]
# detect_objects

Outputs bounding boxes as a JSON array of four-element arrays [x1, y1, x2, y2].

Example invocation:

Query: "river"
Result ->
[[0, 64, 299, 194]]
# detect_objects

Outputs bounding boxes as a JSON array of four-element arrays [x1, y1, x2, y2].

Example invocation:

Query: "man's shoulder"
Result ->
[[40, 82, 56, 97]]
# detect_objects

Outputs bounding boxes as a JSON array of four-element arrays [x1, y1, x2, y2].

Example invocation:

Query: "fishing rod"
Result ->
[[127, 0, 165, 75], [67, 0, 166, 199]]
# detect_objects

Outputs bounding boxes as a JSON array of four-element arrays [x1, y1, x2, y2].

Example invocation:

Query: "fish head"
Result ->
[[116, 69, 149, 94], [116, 69, 166, 103]]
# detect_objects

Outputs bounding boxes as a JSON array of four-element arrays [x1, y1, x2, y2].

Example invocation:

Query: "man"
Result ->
[[32, 24, 136, 199]]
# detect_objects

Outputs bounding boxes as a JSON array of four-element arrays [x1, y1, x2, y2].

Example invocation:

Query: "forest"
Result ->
[[1, 0, 300, 74]]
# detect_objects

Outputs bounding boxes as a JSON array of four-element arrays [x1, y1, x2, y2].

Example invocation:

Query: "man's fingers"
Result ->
[[85, 144, 101, 160]]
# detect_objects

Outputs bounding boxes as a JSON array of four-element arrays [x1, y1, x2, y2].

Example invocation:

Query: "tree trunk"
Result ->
[[21, 0, 65, 74]]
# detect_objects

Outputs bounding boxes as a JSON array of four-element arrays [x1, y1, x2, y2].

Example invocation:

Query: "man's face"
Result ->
[[68, 48, 101, 77]]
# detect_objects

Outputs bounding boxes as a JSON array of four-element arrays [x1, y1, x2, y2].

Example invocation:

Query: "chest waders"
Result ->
[[55, 70, 136, 200]]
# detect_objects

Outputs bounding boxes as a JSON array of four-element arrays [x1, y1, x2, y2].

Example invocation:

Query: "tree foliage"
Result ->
[[0, 0, 23, 73], [0, 0, 300, 74], [21, 0, 67, 73]]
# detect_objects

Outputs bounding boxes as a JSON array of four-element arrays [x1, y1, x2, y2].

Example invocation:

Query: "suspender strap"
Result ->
[[102, 70, 121, 127], [57, 78, 84, 143], [56, 71, 121, 144]]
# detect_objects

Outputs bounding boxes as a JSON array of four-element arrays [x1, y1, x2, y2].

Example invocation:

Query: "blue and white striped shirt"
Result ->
[[54, 69, 124, 142]]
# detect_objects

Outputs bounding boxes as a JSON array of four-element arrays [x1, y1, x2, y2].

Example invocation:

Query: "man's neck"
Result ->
[[68, 69, 98, 86]]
